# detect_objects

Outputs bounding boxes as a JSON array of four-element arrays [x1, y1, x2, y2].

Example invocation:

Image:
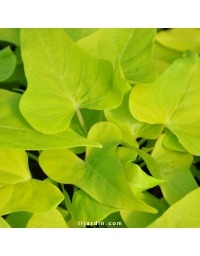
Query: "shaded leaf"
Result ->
[[117, 147, 137, 164], [0, 28, 20, 46], [121, 193, 169, 228], [6, 211, 32, 228], [151, 134, 198, 205], [63, 28, 99, 42], [162, 129, 187, 153], [20, 28, 123, 134], [0, 47, 16, 82], [78, 28, 157, 83]]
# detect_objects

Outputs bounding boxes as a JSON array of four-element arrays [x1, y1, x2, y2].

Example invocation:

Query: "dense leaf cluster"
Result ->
[[1, 28, 200, 228]]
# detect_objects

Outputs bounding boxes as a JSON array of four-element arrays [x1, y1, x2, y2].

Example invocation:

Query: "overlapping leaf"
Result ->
[[156, 28, 200, 53], [72, 190, 118, 222], [147, 187, 200, 227], [0, 89, 101, 149], [151, 135, 198, 205], [78, 28, 157, 83], [0, 150, 31, 187], [0, 28, 20, 46], [0, 179, 64, 216], [0, 47, 16, 82], [39, 122, 157, 213], [121, 193, 169, 228], [0, 217, 10, 228], [26, 209, 68, 228], [130, 51, 200, 155], [20, 28, 123, 134], [63, 28, 99, 42], [105, 91, 164, 147]]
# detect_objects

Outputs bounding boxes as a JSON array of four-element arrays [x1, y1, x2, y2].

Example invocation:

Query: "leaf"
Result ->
[[72, 189, 118, 222], [105, 91, 164, 147], [153, 41, 182, 75], [0, 150, 31, 187], [124, 163, 164, 195], [20, 28, 123, 134], [0, 28, 20, 46], [6, 211, 32, 228], [101, 212, 127, 228], [26, 209, 68, 228], [121, 193, 169, 228], [0, 47, 16, 82], [147, 188, 200, 228], [151, 134, 198, 205], [39, 122, 157, 213], [130, 50, 200, 155], [156, 28, 200, 54], [0, 217, 10, 228], [63, 28, 99, 42], [117, 147, 137, 164], [78, 28, 157, 83], [0, 89, 101, 150], [162, 129, 187, 153], [0, 179, 64, 216]]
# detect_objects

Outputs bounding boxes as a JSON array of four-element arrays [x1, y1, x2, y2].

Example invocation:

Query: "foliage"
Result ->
[[0, 28, 200, 228]]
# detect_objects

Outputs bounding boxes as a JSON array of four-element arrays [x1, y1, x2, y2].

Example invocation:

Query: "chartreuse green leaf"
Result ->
[[130, 50, 200, 155], [162, 129, 187, 153], [63, 28, 99, 42], [0, 150, 31, 187], [121, 193, 169, 228], [0, 217, 10, 228], [0, 179, 64, 216], [0, 89, 101, 149], [0, 28, 20, 46], [27, 209, 68, 228], [105, 91, 164, 147], [124, 163, 164, 195], [153, 41, 182, 75], [0, 47, 16, 82], [6, 211, 33, 228], [151, 135, 198, 205], [101, 212, 127, 228], [39, 122, 157, 213], [78, 28, 157, 83], [117, 147, 137, 164], [147, 187, 200, 228], [20, 28, 123, 134], [156, 28, 200, 54], [72, 190, 118, 222]]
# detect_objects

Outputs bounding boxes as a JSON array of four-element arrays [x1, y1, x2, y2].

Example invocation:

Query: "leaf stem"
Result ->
[[27, 152, 38, 162], [138, 138, 146, 147], [76, 108, 88, 135]]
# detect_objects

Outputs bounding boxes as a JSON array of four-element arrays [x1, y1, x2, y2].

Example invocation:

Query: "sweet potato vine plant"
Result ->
[[0, 28, 200, 228]]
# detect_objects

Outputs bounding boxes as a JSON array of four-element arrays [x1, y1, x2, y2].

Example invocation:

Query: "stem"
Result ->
[[139, 162, 146, 168], [76, 108, 88, 135], [27, 152, 38, 162], [138, 138, 146, 147]]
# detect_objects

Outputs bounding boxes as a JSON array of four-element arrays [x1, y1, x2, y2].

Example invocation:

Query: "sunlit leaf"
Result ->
[[0, 47, 16, 82]]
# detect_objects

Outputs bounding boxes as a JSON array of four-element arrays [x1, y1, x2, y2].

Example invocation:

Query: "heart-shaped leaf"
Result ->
[[0, 89, 101, 150], [130, 50, 200, 155], [20, 28, 123, 134]]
